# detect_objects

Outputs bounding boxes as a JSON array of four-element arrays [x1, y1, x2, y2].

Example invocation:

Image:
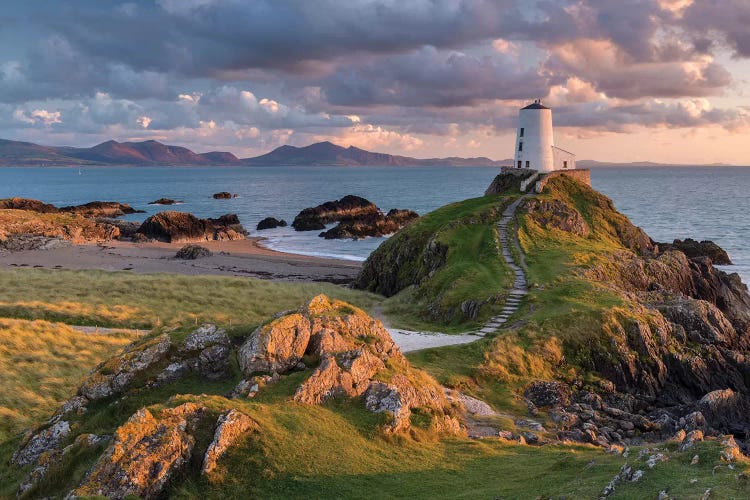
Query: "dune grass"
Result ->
[[0, 268, 382, 330], [0, 318, 139, 441]]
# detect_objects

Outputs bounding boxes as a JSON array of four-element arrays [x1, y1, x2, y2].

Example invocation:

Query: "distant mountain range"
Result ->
[[0, 139, 503, 167], [0, 138, 736, 167]]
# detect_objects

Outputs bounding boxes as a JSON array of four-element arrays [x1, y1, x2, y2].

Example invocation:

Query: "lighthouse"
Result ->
[[513, 100, 575, 172]]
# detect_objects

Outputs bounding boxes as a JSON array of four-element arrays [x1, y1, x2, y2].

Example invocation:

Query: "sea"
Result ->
[[0, 165, 748, 283]]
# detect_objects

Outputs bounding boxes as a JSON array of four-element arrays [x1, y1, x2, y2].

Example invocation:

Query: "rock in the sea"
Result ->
[[202, 409, 258, 475], [292, 195, 379, 231], [238, 313, 312, 375], [148, 198, 181, 205], [73, 403, 204, 499], [0, 197, 58, 213], [60, 201, 144, 218], [136, 211, 246, 243], [213, 192, 237, 199], [659, 238, 732, 265], [319, 209, 418, 240], [256, 217, 288, 230], [175, 244, 213, 260]]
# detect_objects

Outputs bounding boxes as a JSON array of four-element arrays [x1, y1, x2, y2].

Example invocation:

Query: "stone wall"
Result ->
[[535, 169, 591, 193]]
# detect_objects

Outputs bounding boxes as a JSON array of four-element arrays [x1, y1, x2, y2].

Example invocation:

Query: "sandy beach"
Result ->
[[0, 237, 362, 283]]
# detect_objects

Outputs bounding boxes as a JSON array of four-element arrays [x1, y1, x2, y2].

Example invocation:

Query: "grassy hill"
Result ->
[[2, 175, 750, 497]]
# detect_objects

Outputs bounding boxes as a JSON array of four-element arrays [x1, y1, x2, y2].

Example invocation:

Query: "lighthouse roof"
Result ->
[[521, 101, 549, 110]]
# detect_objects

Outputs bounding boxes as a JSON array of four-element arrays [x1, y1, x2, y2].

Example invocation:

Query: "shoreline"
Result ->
[[0, 237, 362, 283]]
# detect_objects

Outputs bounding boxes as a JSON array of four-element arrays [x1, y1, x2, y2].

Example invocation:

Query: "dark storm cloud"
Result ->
[[321, 46, 551, 107], [681, 0, 750, 58]]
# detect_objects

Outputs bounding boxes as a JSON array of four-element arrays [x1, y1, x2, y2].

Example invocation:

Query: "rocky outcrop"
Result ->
[[202, 409, 258, 475], [73, 403, 204, 499], [319, 209, 418, 240], [136, 211, 247, 243], [60, 201, 144, 218], [256, 217, 287, 230], [237, 294, 458, 434], [12, 419, 72, 466], [0, 197, 58, 213], [178, 324, 232, 380], [0, 210, 120, 244], [659, 238, 732, 265], [213, 192, 237, 199], [175, 244, 213, 260], [79, 334, 172, 401], [292, 195, 379, 231], [0, 234, 69, 251], [521, 198, 589, 237], [149, 198, 181, 205], [238, 313, 312, 375], [484, 168, 537, 195]]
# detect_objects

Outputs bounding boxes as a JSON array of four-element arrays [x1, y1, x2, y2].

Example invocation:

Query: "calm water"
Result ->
[[0, 166, 748, 282]]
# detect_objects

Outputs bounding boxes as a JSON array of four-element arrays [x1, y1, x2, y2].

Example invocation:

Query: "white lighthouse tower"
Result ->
[[513, 100, 574, 172]]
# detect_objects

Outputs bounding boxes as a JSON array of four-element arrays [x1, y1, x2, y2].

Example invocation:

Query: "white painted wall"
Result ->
[[513, 107, 554, 172], [552, 146, 576, 170]]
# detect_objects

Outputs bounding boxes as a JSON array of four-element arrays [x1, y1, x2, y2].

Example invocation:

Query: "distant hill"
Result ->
[[242, 141, 504, 167], [577, 159, 735, 168]]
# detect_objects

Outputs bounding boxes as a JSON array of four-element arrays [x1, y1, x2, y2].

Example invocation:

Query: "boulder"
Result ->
[[202, 409, 258, 475], [60, 201, 144, 218], [73, 403, 204, 499], [697, 389, 750, 435], [213, 192, 236, 199], [175, 244, 213, 260], [319, 209, 418, 240], [180, 324, 233, 380], [12, 420, 71, 466], [679, 429, 704, 451], [148, 198, 181, 205], [292, 195, 379, 231], [256, 217, 288, 230], [238, 313, 312, 375], [136, 211, 246, 243], [78, 334, 171, 400]]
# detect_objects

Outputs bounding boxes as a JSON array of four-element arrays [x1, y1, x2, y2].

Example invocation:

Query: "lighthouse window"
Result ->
[[525, 161, 530, 168], [520, 127, 524, 137], [517, 161, 522, 168], [518, 141, 523, 152], [563, 160, 568, 169]]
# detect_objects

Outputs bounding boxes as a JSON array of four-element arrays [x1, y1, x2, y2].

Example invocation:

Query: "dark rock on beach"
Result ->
[[319, 209, 418, 240], [136, 211, 247, 243], [292, 195, 379, 231], [213, 192, 237, 199], [175, 244, 213, 260], [256, 217, 288, 230]]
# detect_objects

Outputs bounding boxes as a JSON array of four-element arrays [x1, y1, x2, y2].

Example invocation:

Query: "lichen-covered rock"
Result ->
[[17, 433, 108, 497], [12, 419, 71, 466], [294, 349, 384, 404], [697, 389, 750, 435], [319, 209, 418, 240], [364, 382, 411, 433], [679, 429, 704, 451], [202, 409, 258, 476], [73, 403, 204, 499], [78, 334, 171, 400], [0, 197, 59, 213], [238, 313, 311, 375]]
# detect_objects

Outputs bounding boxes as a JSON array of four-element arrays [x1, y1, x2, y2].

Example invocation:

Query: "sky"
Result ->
[[1, 0, 749, 164]]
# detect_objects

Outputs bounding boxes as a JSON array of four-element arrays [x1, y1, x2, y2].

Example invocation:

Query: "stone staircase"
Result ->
[[476, 195, 530, 336]]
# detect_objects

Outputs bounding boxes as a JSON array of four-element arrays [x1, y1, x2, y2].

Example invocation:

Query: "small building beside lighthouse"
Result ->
[[513, 100, 575, 172]]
